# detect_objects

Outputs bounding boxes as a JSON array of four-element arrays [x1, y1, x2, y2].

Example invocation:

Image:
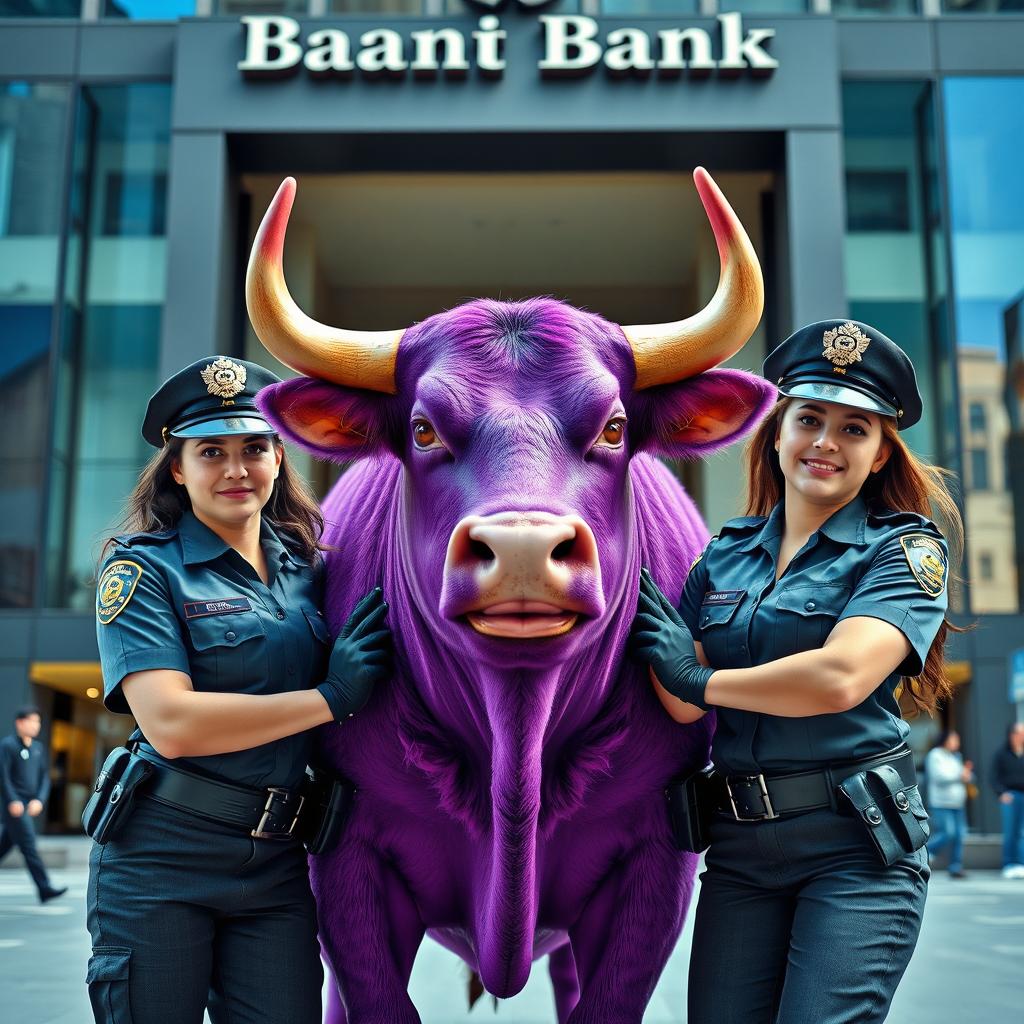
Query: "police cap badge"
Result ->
[[763, 319, 923, 430], [141, 356, 281, 448]]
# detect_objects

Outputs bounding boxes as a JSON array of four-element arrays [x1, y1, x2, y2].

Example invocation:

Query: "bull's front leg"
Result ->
[[566, 835, 695, 1024], [313, 834, 425, 1024]]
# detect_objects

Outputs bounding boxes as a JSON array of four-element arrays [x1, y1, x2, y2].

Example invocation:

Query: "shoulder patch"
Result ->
[[900, 534, 947, 598], [97, 560, 144, 625]]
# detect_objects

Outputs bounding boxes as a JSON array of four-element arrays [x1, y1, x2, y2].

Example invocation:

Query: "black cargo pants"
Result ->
[[86, 796, 323, 1023]]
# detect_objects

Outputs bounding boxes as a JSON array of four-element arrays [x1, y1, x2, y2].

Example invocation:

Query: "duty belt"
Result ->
[[712, 746, 917, 822], [138, 753, 305, 840]]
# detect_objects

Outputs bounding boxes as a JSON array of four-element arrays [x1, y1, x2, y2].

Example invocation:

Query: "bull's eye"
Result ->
[[597, 418, 626, 448], [412, 419, 440, 450]]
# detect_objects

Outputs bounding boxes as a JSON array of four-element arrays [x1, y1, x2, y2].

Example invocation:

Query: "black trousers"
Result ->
[[87, 796, 323, 1024], [688, 807, 929, 1024], [0, 808, 52, 894]]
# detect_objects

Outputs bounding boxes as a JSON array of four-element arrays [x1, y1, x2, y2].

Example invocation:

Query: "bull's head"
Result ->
[[249, 171, 773, 673]]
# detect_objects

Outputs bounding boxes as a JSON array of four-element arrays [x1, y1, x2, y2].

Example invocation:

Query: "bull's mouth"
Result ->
[[465, 601, 580, 639]]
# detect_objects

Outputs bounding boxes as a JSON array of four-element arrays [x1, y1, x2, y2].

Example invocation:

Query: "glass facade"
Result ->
[[942, 0, 1024, 11], [0, 82, 70, 608], [0, 0, 79, 15], [103, 0, 195, 18], [46, 83, 171, 610], [833, 0, 919, 14], [841, 81, 953, 468], [944, 77, 1024, 615]]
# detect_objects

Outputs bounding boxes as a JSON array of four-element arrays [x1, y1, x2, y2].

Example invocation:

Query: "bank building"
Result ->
[[1, 0, 1022, 856]]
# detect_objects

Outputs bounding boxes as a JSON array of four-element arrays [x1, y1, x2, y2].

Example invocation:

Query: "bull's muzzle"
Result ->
[[440, 512, 604, 638]]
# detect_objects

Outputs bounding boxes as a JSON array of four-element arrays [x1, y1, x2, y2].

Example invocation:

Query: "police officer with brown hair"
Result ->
[[633, 321, 963, 1023], [87, 357, 391, 1023]]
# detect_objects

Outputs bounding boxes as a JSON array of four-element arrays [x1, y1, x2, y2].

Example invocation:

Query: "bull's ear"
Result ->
[[256, 378, 392, 462], [634, 369, 776, 459]]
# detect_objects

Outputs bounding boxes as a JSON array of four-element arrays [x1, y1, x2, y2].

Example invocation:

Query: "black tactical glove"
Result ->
[[317, 587, 392, 721], [631, 568, 714, 710]]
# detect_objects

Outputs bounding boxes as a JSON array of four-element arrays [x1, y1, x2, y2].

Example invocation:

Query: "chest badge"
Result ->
[[200, 357, 247, 402], [97, 560, 144, 625], [822, 322, 871, 375], [702, 590, 745, 606], [900, 534, 947, 598]]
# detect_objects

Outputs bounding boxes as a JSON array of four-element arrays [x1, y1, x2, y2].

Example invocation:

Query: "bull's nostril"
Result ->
[[552, 539, 575, 561], [470, 539, 495, 563]]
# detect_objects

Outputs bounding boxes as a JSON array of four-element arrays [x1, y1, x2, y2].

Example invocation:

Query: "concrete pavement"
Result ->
[[0, 865, 1021, 1023]]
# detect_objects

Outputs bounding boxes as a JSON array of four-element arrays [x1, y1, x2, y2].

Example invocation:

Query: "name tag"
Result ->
[[183, 598, 252, 619], [702, 590, 745, 606]]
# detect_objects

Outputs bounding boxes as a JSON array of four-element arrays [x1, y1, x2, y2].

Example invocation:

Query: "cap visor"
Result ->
[[780, 381, 898, 420], [171, 415, 276, 439]]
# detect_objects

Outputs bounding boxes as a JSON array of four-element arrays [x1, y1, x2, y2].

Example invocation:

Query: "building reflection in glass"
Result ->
[[0, 83, 70, 608], [46, 84, 172, 610], [945, 76, 1024, 614]]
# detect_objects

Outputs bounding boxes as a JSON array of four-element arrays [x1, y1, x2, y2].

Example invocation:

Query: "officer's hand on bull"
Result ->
[[317, 587, 393, 722], [631, 568, 714, 710]]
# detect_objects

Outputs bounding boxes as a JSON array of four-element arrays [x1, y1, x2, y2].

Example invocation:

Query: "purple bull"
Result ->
[[248, 170, 775, 1024]]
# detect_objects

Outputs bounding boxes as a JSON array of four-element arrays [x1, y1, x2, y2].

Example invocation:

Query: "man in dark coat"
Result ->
[[0, 706, 66, 902]]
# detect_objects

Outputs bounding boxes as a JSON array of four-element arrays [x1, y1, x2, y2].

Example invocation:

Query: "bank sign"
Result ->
[[238, 13, 779, 82]]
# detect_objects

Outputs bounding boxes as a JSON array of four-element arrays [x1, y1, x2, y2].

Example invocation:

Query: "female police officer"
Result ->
[[632, 320, 963, 1024], [87, 356, 391, 1024]]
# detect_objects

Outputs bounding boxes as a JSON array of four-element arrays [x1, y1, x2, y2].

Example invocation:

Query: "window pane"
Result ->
[[833, 0, 919, 14], [103, 0, 195, 17], [216, 0, 308, 13], [600, 0, 697, 12], [0, 83, 70, 608], [46, 84, 171, 609], [943, 0, 1024, 12], [719, 0, 808, 11], [333, 0, 424, 11], [842, 82, 953, 467], [945, 77, 1024, 614], [0, 0, 80, 16]]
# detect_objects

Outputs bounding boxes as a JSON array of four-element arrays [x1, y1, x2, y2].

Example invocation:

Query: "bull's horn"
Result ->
[[623, 167, 763, 390], [246, 177, 403, 394]]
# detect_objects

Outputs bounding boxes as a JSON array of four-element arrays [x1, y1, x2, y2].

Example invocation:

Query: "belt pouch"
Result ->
[[665, 765, 715, 854], [82, 748, 153, 845], [867, 764, 930, 854], [837, 768, 928, 866], [300, 770, 354, 856]]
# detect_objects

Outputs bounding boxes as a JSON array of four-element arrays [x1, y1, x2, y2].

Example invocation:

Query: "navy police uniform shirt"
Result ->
[[95, 511, 331, 789], [677, 495, 948, 774]]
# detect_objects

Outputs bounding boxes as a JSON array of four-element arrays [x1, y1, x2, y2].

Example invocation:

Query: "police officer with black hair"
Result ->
[[87, 357, 391, 1024], [0, 706, 66, 902], [633, 320, 962, 1023]]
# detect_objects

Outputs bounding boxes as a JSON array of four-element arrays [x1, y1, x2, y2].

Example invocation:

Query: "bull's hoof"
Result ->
[[466, 970, 500, 1012]]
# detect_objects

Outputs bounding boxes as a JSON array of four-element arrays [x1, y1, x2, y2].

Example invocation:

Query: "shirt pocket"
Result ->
[[774, 584, 851, 656], [303, 606, 332, 646], [697, 600, 742, 667], [184, 612, 268, 693]]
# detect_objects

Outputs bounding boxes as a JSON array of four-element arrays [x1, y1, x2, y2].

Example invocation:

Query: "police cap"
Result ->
[[762, 319, 922, 429], [142, 356, 281, 448]]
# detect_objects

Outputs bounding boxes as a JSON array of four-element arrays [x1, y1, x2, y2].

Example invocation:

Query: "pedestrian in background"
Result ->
[[925, 730, 972, 879], [992, 721, 1024, 879], [0, 706, 67, 902]]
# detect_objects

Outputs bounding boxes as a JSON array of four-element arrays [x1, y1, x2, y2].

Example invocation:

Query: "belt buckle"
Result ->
[[726, 774, 779, 821], [251, 787, 305, 840]]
